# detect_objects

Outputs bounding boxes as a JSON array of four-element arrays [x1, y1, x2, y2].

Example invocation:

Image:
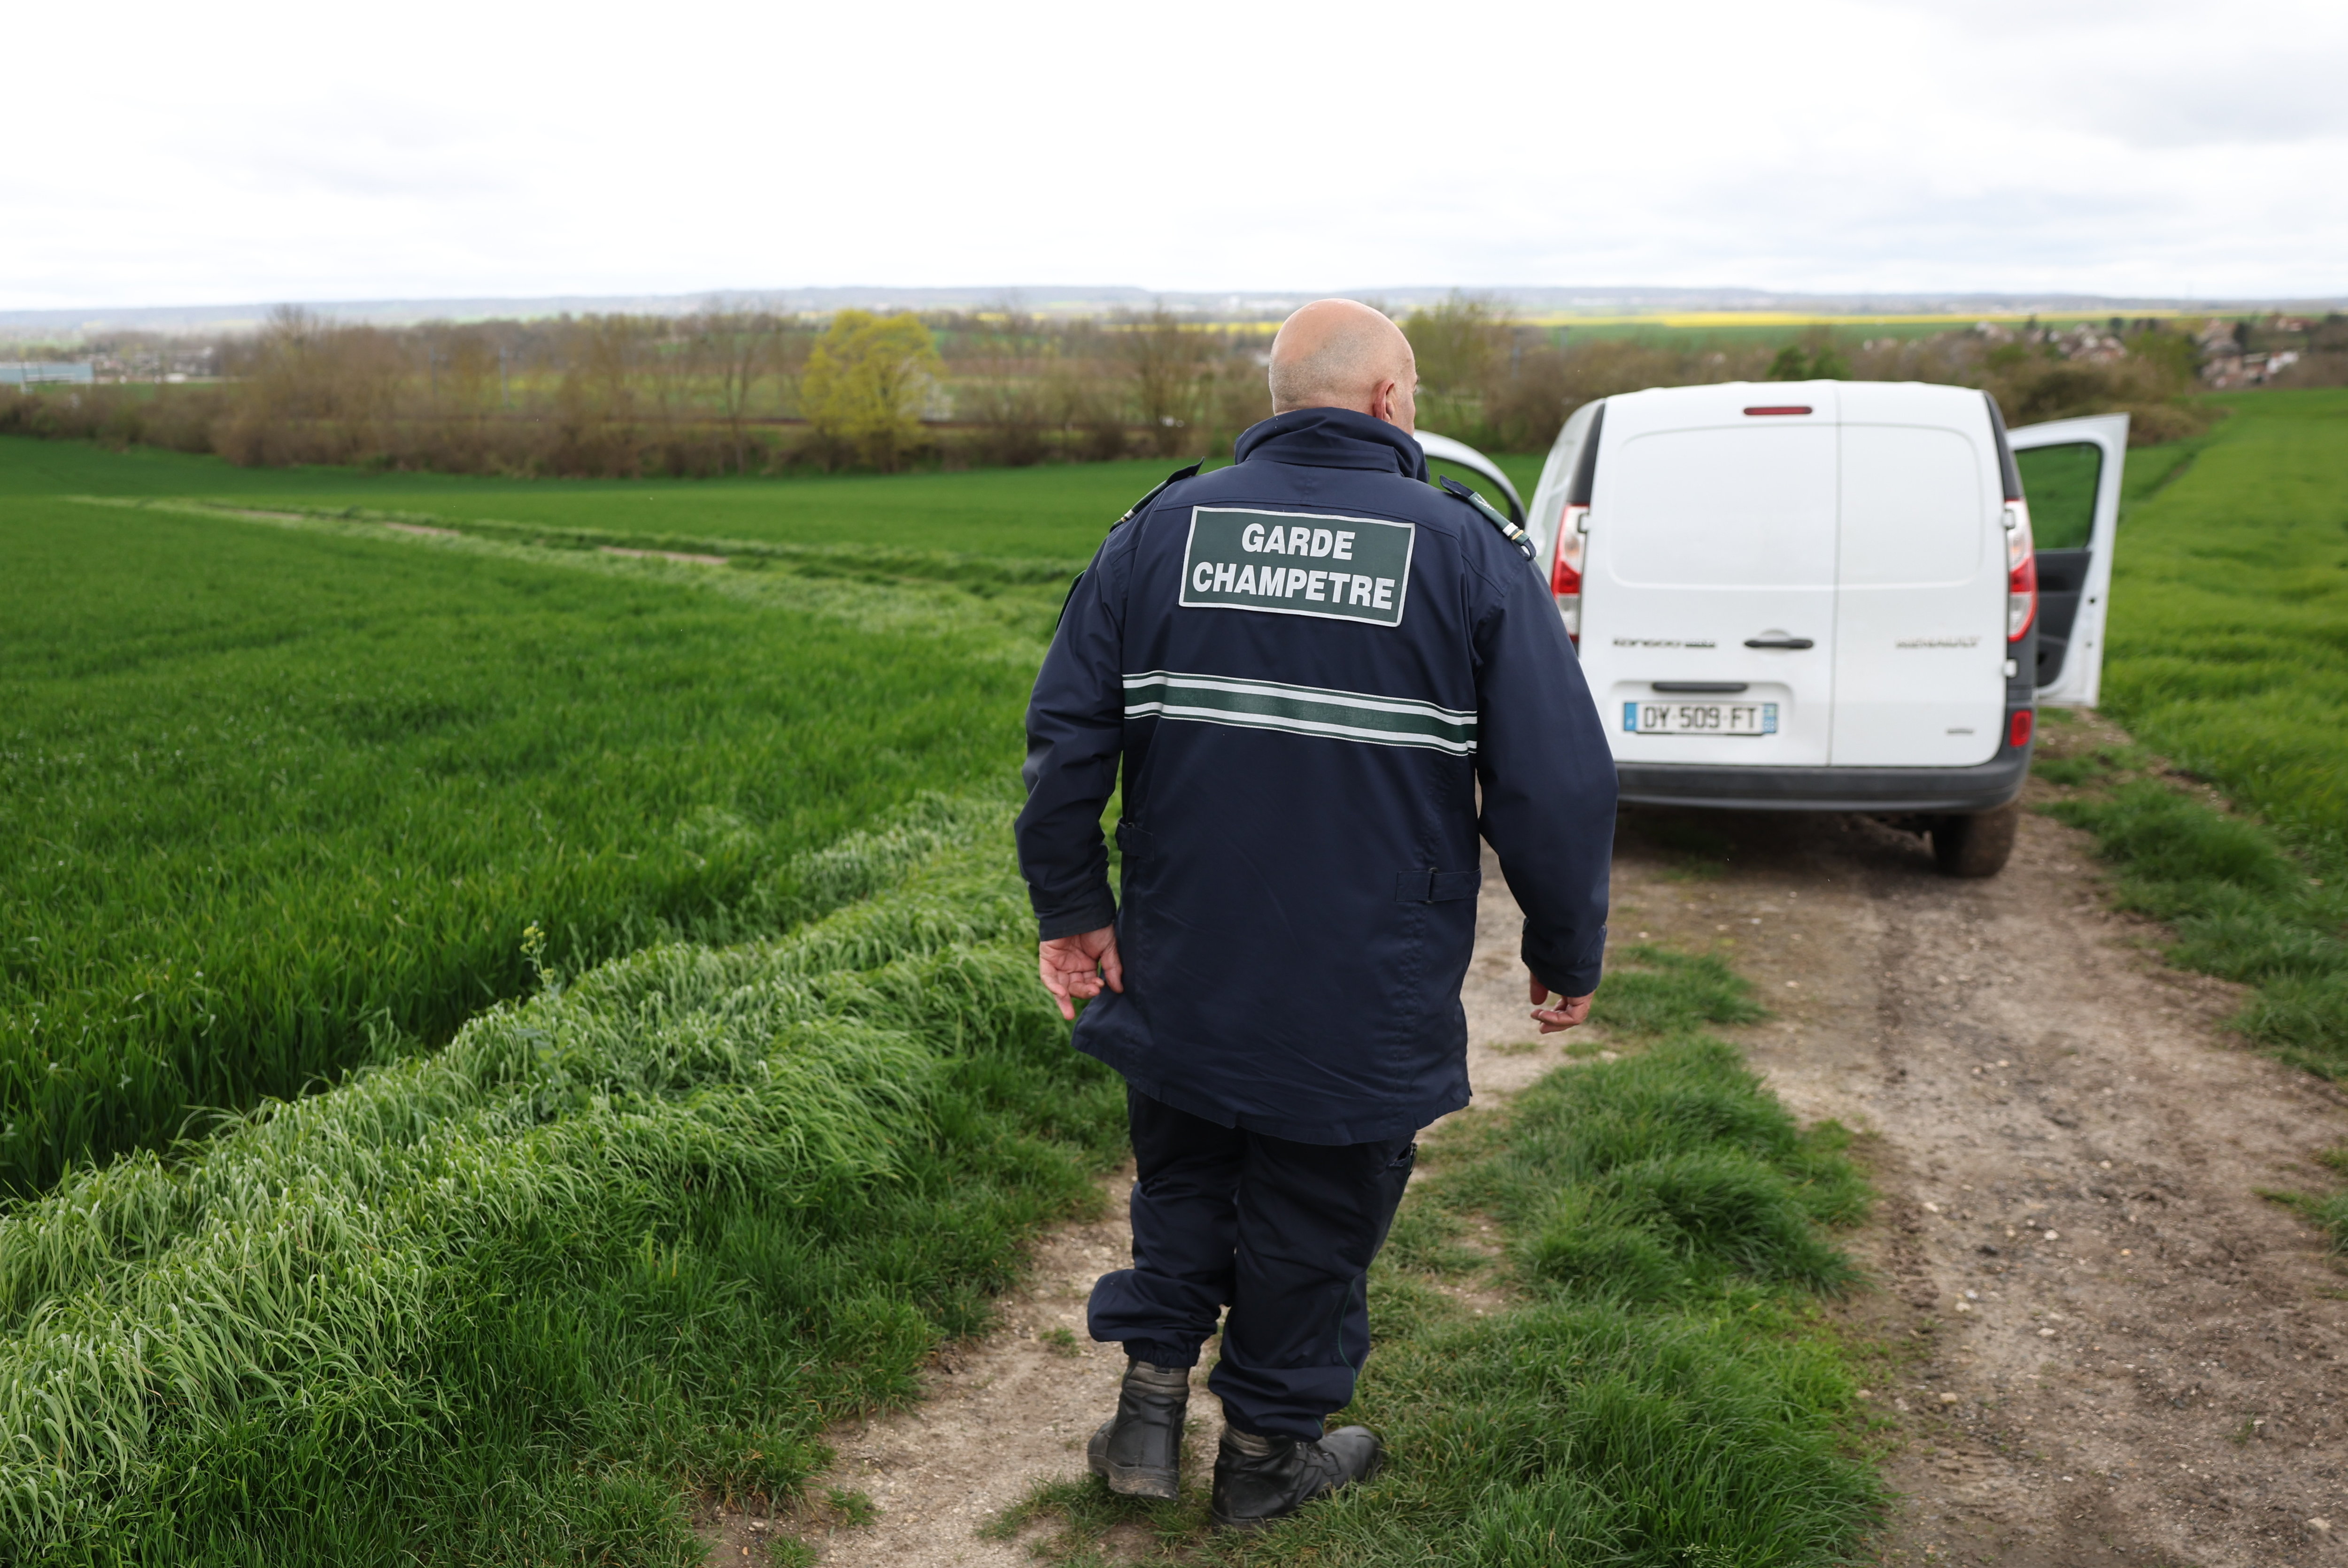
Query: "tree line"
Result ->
[[0, 304, 1282, 477], [0, 297, 2241, 476]]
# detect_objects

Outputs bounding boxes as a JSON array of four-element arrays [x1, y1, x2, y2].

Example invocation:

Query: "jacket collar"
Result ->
[[1231, 407, 1429, 481]]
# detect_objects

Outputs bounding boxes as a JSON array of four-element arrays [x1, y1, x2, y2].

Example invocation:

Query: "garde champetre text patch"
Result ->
[[1177, 507, 1414, 626]]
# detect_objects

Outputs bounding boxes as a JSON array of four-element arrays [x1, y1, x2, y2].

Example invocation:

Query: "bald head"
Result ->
[[1268, 300, 1418, 432]]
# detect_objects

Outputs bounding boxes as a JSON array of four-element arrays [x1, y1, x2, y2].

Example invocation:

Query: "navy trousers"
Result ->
[[1087, 1086, 1417, 1441]]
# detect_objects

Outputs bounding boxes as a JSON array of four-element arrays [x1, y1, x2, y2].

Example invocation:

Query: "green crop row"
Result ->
[[0, 799, 1127, 1562], [0, 449, 1069, 1191], [1009, 946, 1882, 1567]]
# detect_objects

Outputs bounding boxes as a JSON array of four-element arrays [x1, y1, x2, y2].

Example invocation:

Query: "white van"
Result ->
[[1512, 381, 2126, 876]]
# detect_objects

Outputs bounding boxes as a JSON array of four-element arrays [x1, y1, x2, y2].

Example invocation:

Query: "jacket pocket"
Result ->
[[1115, 820, 1154, 860], [1394, 868, 1482, 903]]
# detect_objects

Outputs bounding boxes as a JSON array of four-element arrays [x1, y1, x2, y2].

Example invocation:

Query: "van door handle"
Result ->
[[1743, 636, 1815, 650]]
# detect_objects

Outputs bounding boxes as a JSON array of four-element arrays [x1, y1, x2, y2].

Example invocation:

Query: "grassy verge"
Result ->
[[2035, 719, 2346, 1078], [998, 946, 1882, 1566], [0, 797, 1126, 1564]]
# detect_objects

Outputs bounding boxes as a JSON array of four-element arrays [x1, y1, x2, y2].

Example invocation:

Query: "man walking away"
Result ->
[[1015, 299, 1616, 1528]]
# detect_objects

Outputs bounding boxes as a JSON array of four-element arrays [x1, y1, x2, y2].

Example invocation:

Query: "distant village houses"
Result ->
[[2195, 318, 2301, 389]]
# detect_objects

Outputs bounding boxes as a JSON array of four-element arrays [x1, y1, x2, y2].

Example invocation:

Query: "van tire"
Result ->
[[1931, 803, 2019, 877]]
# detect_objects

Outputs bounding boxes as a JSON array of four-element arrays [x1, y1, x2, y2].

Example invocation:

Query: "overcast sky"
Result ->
[[8, 0, 2343, 309]]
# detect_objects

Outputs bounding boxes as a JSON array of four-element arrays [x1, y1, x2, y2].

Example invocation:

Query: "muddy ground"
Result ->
[[708, 738, 2348, 1568]]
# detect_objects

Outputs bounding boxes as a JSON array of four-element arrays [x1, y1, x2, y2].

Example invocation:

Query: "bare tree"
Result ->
[[695, 301, 784, 474], [1122, 306, 1208, 457]]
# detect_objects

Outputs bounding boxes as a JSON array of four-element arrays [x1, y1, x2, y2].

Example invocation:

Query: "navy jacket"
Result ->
[[1015, 408, 1616, 1144]]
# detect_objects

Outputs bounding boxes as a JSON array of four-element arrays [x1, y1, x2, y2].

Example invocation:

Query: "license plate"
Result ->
[[1623, 700, 1778, 736]]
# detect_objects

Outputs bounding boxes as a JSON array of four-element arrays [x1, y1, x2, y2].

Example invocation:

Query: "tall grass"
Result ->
[[0, 800, 1125, 1562], [0, 472, 1049, 1191], [1007, 945, 1881, 1567], [2041, 766, 2348, 1077]]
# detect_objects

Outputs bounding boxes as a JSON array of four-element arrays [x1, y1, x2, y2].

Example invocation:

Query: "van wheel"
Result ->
[[1931, 803, 2019, 877]]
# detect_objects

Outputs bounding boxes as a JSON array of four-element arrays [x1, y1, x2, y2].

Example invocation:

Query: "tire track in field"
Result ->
[[62, 495, 1063, 654]]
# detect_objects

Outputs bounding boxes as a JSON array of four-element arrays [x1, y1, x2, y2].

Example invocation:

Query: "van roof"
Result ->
[[1538, 381, 2012, 522], [1602, 380, 1991, 422]]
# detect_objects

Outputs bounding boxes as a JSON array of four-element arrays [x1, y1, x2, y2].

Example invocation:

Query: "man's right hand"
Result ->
[[1040, 925, 1124, 1021], [1529, 969, 1594, 1033]]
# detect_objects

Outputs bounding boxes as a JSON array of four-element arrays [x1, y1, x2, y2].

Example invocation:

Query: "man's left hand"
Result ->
[[1040, 926, 1124, 1021], [1528, 969, 1594, 1033]]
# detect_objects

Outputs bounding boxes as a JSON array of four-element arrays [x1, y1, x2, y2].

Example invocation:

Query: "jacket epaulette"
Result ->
[[1112, 461, 1205, 531], [1436, 475, 1537, 563], [1059, 461, 1209, 628]]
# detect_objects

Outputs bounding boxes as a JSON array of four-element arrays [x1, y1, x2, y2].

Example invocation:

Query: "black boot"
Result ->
[[1209, 1424, 1384, 1529], [1086, 1360, 1191, 1499]]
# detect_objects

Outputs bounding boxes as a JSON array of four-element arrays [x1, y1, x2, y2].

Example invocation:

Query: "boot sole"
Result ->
[[1087, 1431, 1179, 1500]]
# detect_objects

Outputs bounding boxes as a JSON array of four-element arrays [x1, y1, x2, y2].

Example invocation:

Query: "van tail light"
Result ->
[[2009, 708, 2034, 749], [1552, 504, 1588, 643], [2003, 500, 2037, 642]]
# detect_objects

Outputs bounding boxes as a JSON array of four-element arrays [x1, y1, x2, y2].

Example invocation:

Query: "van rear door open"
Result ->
[[2008, 413, 2128, 708], [1580, 383, 1840, 768], [1827, 383, 2009, 767]]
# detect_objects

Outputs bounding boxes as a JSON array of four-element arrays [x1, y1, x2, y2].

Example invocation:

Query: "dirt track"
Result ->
[[1619, 784, 2348, 1567], [711, 742, 2348, 1568]]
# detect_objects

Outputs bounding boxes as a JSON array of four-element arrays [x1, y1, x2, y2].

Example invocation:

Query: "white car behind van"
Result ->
[[1510, 381, 2126, 876]]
